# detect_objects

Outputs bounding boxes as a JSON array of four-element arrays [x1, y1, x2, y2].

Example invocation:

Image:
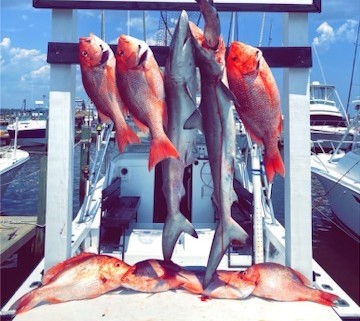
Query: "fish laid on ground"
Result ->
[[115, 35, 179, 171], [121, 259, 184, 293], [186, 0, 249, 289], [242, 262, 339, 306], [178, 269, 255, 299], [14, 254, 130, 315], [79, 33, 140, 152], [226, 41, 285, 183], [42, 252, 96, 285], [162, 10, 198, 261]]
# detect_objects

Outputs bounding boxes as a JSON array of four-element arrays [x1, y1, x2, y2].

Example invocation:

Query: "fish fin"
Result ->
[[312, 289, 339, 306], [148, 135, 179, 171], [115, 125, 140, 153], [263, 148, 285, 183], [183, 83, 197, 110], [203, 218, 249, 288], [42, 252, 96, 285], [97, 110, 112, 124], [162, 213, 198, 261], [184, 109, 203, 131], [219, 80, 240, 107], [14, 288, 44, 315], [162, 101, 168, 129], [131, 116, 149, 134], [289, 267, 312, 287]]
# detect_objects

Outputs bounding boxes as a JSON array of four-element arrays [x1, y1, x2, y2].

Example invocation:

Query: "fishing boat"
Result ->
[[311, 105, 360, 238], [310, 81, 354, 151], [6, 109, 47, 147], [0, 130, 30, 196], [1, 1, 359, 320]]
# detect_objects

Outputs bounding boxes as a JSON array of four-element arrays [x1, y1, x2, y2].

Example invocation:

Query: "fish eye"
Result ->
[[118, 50, 124, 56], [115, 262, 121, 267], [82, 51, 88, 57], [231, 56, 237, 61], [100, 44, 103, 51]]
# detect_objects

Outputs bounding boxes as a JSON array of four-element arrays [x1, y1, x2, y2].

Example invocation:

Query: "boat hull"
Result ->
[[0, 149, 30, 195], [314, 172, 360, 237], [7, 128, 46, 147]]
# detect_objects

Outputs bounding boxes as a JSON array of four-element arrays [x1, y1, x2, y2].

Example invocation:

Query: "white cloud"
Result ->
[[313, 20, 359, 49], [0, 37, 50, 108]]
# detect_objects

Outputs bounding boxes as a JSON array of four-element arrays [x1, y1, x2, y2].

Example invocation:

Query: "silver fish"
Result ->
[[196, 0, 220, 49], [186, 19, 249, 287], [162, 10, 198, 261]]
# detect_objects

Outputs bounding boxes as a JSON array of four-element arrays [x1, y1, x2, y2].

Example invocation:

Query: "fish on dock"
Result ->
[[162, 10, 199, 261], [115, 35, 179, 171], [79, 33, 140, 152], [186, 0, 249, 289], [242, 262, 339, 306], [120, 259, 185, 293], [14, 253, 130, 315], [226, 41, 285, 183]]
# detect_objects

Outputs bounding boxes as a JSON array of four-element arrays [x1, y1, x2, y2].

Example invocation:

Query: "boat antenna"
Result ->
[[267, 18, 273, 46], [258, 13, 266, 47], [312, 44, 327, 84], [100, 10, 105, 41], [345, 20, 360, 114]]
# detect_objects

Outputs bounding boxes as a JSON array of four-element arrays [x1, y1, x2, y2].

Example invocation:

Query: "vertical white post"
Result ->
[[45, 9, 77, 271], [283, 13, 312, 281], [251, 144, 264, 264]]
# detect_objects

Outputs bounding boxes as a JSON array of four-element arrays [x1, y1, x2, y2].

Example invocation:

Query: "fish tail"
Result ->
[[116, 125, 140, 153], [162, 213, 198, 261], [203, 218, 249, 288], [148, 136, 179, 171], [312, 289, 339, 306], [264, 148, 285, 183], [14, 288, 44, 315]]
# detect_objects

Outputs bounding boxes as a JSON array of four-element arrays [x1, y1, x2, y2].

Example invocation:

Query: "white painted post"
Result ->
[[45, 9, 77, 271], [283, 13, 312, 281], [251, 144, 264, 264]]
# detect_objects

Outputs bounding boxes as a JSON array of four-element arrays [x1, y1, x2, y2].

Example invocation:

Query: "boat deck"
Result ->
[[12, 288, 341, 321]]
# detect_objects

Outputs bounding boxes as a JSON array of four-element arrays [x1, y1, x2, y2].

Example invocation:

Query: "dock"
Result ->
[[0, 216, 37, 264], [12, 288, 342, 321]]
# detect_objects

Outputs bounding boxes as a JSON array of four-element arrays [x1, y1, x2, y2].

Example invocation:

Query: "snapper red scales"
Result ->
[[226, 41, 285, 182]]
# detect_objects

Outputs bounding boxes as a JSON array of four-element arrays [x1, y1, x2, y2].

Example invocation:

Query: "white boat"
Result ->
[[1, 125, 359, 320], [0, 145, 30, 196], [6, 109, 47, 147], [310, 82, 353, 151], [311, 107, 360, 238]]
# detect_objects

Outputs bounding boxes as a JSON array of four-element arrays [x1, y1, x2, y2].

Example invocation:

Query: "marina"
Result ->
[[1, 0, 359, 320]]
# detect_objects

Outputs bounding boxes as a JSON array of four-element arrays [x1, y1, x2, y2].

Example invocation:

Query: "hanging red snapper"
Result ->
[[242, 262, 339, 306], [14, 254, 130, 315], [79, 33, 140, 152], [226, 41, 285, 182], [115, 35, 179, 171]]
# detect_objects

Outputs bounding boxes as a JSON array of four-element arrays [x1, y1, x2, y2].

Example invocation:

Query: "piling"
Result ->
[[79, 125, 92, 206]]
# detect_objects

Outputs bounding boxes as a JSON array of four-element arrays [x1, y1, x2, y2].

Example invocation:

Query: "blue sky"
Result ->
[[1, 0, 359, 116]]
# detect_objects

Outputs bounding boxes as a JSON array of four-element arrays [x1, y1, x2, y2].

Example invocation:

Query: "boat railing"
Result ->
[[310, 119, 348, 129], [78, 122, 114, 223]]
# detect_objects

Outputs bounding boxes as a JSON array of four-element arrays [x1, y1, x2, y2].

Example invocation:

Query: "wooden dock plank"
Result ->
[[0, 216, 37, 264]]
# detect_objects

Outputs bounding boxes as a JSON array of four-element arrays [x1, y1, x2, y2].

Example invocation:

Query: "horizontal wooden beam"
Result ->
[[34, 0, 321, 12], [48, 42, 312, 68]]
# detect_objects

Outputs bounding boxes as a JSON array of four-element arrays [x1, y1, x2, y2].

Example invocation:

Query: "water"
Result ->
[[0, 145, 359, 306]]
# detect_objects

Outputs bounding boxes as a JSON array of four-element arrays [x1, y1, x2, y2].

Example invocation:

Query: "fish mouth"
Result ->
[[100, 49, 109, 65], [137, 48, 148, 66]]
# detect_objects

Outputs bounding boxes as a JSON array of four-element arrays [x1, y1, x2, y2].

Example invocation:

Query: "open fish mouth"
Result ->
[[100, 49, 109, 65], [137, 48, 148, 66]]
